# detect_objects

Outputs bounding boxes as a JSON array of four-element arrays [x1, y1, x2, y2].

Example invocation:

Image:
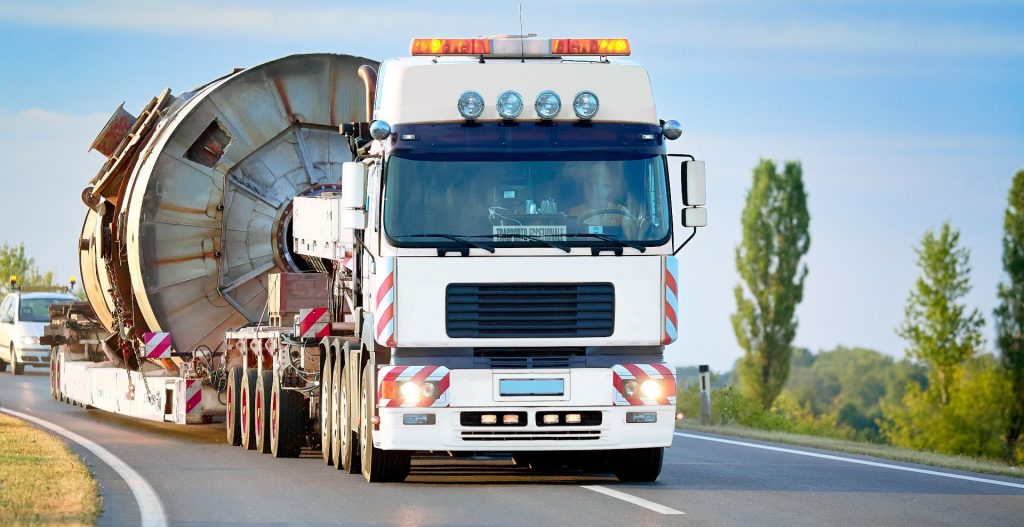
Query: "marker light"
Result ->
[[663, 120, 683, 140], [369, 120, 391, 141], [496, 90, 524, 119], [458, 91, 485, 120], [551, 38, 631, 56], [542, 414, 560, 425], [640, 379, 662, 399], [565, 413, 582, 424], [480, 414, 498, 425], [411, 38, 491, 55], [503, 414, 520, 425], [400, 381, 421, 403], [623, 380, 638, 397], [535, 90, 561, 120], [573, 91, 599, 120]]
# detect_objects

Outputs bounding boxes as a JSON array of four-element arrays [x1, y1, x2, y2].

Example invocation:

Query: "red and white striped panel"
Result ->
[[184, 379, 202, 417], [374, 257, 396, 347], [612, 363, 676, 406], [143, 332, 172, 359], [297, 307, 330, 339], [376, 365, 450, 408]]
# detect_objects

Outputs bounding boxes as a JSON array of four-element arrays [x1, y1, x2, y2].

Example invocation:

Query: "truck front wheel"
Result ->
[[360, 363, 410, 482], [612, 447, 664, 482]]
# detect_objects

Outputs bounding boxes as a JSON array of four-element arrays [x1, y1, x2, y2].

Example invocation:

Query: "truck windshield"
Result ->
[[384, 155, 671, 248]]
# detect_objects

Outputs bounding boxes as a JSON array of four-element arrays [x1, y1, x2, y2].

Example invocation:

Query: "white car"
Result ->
[[0, 291, 76, 375]]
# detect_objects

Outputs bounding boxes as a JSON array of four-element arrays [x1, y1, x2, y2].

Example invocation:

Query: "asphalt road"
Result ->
[[2, 371, 1022, 526]]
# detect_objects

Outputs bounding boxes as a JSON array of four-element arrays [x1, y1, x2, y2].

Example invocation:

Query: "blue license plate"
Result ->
[[499, 378, 564, 396]]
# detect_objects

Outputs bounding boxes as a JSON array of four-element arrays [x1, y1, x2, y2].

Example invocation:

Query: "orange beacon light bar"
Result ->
[[410, 38, 631, 57]]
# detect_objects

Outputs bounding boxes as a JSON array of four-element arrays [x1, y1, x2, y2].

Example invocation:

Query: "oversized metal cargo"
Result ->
[[78, 53, 375, 357]]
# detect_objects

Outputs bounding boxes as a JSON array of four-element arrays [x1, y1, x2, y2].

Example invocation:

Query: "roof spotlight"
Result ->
[[496, 90, 524, 119], [535, 90, 561, 120], [369, 120, 391, 140], [573, 91, 599, 120], [458, 91, 485, 120]]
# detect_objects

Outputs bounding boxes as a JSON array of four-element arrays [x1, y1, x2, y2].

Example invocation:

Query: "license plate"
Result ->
[[498, 378, 565, 396]]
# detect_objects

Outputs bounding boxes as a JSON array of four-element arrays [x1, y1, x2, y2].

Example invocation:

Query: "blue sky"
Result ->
[[0, 0, 1021, 370]]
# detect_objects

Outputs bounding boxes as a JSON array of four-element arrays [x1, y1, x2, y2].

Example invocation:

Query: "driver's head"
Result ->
[[585, 164, 616, 206]]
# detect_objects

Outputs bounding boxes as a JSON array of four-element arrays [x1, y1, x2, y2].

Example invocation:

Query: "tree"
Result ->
[[994, 168, 1024, 463], [0, 242, 56, 293], [732, 159, 811, 409], [896, 223, 984, 405]]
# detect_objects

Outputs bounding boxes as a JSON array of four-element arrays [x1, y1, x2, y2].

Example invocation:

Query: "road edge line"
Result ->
[[581, 484, 685, 515], [676, 432, 1024, 490], [1, 407, 168, 527]]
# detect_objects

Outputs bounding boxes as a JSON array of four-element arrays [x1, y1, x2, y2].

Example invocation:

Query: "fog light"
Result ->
[[400, 381, 421, 403], [640, 379, 662, 399], [481, 414, 497, 425], [420, 382, 437, 399], [503, 414, 520, 425], [623, 380, 638, 397], [403, 414, 435, 425], [626, 412, 657, 424], [565, 413, 582, 424], [542, 414, 559, 425]]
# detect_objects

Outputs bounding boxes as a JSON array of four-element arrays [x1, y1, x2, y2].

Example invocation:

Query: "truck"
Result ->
[[46, 36, 708, 483]]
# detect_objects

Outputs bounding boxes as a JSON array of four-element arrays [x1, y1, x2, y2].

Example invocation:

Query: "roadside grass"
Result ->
[[0, 413, 100, 526], [678, 420, 1024, 480]]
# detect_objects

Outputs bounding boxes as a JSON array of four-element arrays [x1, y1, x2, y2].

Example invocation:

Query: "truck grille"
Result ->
[[473, 348, 586, 369], [446, 283, 614, 339]]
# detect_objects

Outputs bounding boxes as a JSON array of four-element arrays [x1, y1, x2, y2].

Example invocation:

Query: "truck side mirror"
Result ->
[[682, 160, 706, 206], [340, 162, 367, 232]]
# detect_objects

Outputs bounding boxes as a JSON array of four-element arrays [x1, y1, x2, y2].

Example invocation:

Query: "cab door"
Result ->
[[0, 296, 14, 361]]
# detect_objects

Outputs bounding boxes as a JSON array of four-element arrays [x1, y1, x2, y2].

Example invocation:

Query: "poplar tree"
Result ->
[[994, 168, 1024, 462], [732, 159, 810, 409], [897, 222, 984, 406]]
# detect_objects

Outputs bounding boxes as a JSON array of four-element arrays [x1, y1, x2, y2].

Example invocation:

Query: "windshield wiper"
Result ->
[[397, 234, 495, 253], [471, 233, 571, 253], [563, 233, 647, 253]]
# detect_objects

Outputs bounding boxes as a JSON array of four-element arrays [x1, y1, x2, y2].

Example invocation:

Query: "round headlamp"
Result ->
[[399, 381, 421, 403], [458, 91, 485, 120], [496, 90, 524, 119], [534, 90, 561, 120], [623, 380, 639, 397], [573, 91, 599, 120]]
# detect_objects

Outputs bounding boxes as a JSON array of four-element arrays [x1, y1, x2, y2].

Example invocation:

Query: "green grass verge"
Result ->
[[0, 413, 101, 526], [678, 420, 1024, 480]]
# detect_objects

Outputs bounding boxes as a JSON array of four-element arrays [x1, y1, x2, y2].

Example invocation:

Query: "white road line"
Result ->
[[1, 408, 168, 527], [582, 485, 685, 515], [675, 432, 1024, 490]]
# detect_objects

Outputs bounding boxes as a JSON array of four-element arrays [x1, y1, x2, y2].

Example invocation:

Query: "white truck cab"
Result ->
[[294, 37, 708, 482], [0, 290, 76, 374]]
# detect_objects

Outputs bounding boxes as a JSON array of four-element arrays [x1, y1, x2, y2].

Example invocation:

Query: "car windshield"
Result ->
[[384, 155, 671, 247], [19, 298, 69, 322]]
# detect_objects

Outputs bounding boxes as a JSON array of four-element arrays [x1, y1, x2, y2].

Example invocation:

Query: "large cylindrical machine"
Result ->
[[79, 54, 376, 356]]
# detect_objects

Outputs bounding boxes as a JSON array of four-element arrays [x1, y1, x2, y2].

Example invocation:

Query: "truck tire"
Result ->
[[50, 351, 58, 399], [329, 351, 345, 470], [271, 373, 302, 458], [612, 447, 664, 482], [338, 359, 360, 473], [255, 370, 273, 454], [320, 353, 334, 464], [225, 367, 243, 446], [240, 369, 258, 450], [360, 363, 411, 482], [11, 344, 24, 375]]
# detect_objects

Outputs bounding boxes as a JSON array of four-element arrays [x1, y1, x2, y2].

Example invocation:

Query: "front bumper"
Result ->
[[15, 345, 50, 366], [376, 406, 676, 451]]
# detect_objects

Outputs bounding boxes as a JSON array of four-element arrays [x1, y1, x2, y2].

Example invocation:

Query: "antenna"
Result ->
[[519, 3, 525, 63]]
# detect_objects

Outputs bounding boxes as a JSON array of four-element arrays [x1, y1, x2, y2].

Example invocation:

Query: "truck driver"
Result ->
[[569, 162, 637, 238]]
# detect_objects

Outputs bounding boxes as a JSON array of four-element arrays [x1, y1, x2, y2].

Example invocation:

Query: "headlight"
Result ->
[[534, 90, 561, 120], [399, 381, 421, 403], [420, 381, 437, 399], [640, 379, 662, 399], [623, 380, 638, 397], [458, 91, 485, 120], [496, 90, 524, 119], [20, 336, 39, 346], [573, 91, 599, 120]]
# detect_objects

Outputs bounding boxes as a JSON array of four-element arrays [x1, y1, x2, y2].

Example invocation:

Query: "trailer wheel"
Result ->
[[240, 369, 258, 450], [255, 370, 273, 454], [49, 351, 57, 399], [329, 350, 345, 471], [320, 352, 334, 465], [612, 447, 664, 482], [360, 363, 411, 483], [338, 358, 360, 473], [225, 367, 243, 446], [271, 373, 302, 458]]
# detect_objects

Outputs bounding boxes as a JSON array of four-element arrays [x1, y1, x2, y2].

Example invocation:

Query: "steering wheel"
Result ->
[[578, 208, 632, 224]]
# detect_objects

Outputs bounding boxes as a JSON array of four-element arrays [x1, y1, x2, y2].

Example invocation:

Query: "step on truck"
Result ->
[[46, 36, 708, 483]]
